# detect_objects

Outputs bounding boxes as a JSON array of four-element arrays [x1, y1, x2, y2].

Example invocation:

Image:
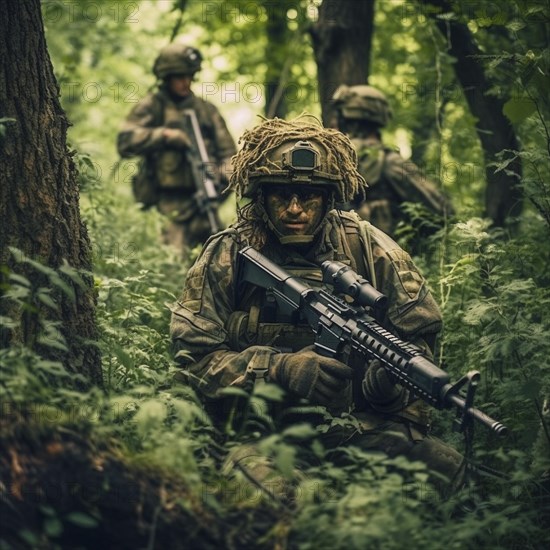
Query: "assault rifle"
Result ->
[[179, 109, 222, 234], [237, 246, 508, 436]]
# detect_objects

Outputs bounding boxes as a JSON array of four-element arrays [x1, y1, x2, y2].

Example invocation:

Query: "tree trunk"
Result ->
[[263, 0, 293, 119], [310, 0, 375, 126], [425, 0, 523, 226], [0, 0, 101, 385]]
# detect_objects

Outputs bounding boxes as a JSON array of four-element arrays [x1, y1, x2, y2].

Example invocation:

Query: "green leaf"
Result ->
[[49, 273, 76, 302], [23, 257, 56, 277], [252, 382, 285, 401], [503, 97, 537, 124], [274, 443, 296, 478], [18, 530, 39, 546], [0, 316, 17, 329], [44, 517, 63, 537], [37, 290, 59, 311], [134, 399, 167, 433], [8, 273, 31, 287], [65, 512, 98, 528], [520, 379, 540, 399], [219, 387, 250, 398], [111, 342, 134, 370], [282, 423, 317, 440], [59, 261, 87, 289]]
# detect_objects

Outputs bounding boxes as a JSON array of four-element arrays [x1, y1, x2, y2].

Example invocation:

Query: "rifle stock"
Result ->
[[237, 245, 507, 436]]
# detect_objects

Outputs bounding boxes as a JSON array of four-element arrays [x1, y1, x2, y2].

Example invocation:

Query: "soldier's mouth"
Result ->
[[283, 222, 307, 231]]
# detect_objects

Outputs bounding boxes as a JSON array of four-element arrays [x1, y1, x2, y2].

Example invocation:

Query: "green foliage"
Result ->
[[2, 1, 547, 548]]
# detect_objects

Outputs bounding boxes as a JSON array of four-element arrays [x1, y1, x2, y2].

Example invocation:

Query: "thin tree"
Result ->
[[263, 0, 295, 118], [425, 0, 523, 226], [0, 0, 101, 384]]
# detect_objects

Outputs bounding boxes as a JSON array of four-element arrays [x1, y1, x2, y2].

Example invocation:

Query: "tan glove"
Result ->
[[362, 359, 407, 412], [268, 348, 353, 406], [162, 128, 192, 149]]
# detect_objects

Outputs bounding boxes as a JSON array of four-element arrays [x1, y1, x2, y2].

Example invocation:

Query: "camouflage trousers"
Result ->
[[321, 414, 465, 490], [157, 195, 213, 252], [223, 415, 465, 505]]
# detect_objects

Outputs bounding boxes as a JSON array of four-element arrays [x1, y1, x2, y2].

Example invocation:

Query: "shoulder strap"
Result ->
[[339, 214, 378, 290], [150, 90, 166, 125]]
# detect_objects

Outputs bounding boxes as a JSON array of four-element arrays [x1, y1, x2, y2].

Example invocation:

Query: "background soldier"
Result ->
[[332, 84, 453, 239], [170, 116, 464, 491], [117, 41, 236, 252]]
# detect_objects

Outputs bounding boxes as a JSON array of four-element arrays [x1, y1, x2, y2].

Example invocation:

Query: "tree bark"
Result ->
[[310, 0, 375, 126], [263, 0, 294, 119], [0, 0, 101, 384], [425, 0, 523, 226]]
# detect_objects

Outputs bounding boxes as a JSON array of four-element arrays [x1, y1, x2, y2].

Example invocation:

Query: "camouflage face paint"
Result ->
[[264, 185, 326, 238]]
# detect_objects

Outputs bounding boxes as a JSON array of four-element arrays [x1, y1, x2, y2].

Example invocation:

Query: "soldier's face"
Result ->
[[264, 185, 326, 238], [168, 74, 193, 97]]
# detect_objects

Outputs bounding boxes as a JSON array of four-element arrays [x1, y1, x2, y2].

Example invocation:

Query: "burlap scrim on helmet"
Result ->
[[229, 115, 366, 204]]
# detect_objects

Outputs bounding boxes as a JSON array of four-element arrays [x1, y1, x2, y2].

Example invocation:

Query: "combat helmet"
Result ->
[[332, 85, 393, 127], [229, 116, 367, 244], [243, 139, 343, 201], [153, 43, 202, 79]]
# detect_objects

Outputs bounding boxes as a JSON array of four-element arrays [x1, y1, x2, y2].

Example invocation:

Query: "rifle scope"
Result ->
[[321, 261, 388, 311]]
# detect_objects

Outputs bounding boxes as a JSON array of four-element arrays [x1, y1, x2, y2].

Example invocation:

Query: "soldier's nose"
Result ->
[[287, 195, 303, 213]]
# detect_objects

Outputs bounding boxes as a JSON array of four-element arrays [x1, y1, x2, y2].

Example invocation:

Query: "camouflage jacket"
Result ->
[[117, 88, 236, 192], [352, 136, 453, 235], [170, 210, 442, 420]]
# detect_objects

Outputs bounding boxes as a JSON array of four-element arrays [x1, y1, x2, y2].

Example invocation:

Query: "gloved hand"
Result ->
[[362, 359, 406, 411], [162, 128, 192, 149], [268, 348, 353, 406]]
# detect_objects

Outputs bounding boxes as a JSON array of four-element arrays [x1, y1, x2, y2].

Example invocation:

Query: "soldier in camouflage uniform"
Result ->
[[332, 85, 453, 238], [170, 117, 463, 490], [117, 42, 236, 251]]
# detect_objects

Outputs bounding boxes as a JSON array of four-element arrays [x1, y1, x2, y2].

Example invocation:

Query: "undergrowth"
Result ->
[[2, 160, 549, 548]]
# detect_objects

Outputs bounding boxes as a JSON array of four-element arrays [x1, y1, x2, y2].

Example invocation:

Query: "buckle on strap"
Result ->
[[246, 363, 269, 385]]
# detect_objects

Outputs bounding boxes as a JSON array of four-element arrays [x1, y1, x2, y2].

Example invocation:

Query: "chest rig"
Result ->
[[153, 94, 216, 191], [227, 215, 376, 354]]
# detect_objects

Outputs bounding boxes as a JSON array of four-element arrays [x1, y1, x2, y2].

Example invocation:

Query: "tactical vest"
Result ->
[[153, 94, 218, 191], [155, 101, 194, 190], [227, 214, 373, 355], [204, 214, 432, 427], [352, 138, 400, 234]]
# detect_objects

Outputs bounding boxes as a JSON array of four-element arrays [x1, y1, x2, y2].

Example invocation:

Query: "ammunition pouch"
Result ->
[[131, 157, 160, 210], [155, 149, 194, 191]]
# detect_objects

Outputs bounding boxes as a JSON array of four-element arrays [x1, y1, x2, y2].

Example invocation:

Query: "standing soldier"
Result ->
[[332, 84, 453, 239], [117, 41, 236, 252]]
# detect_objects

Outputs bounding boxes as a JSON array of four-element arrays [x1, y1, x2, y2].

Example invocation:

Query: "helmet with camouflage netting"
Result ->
[[153, 42, 202, 79], [332, 85, 392, 127], [230, 115, 366, 205]]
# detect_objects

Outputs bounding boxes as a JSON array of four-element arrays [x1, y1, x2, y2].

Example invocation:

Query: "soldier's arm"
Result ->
[[384, 152, 454, 216], [170, 234, 279, 400], [117, 95, 168, 158], [368, 222, 442, 350], [364, 222, 443, 418]]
